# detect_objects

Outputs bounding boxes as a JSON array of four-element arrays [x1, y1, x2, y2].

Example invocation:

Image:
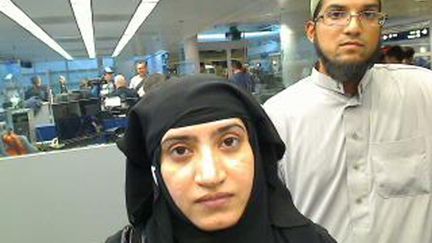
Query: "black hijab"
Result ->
[[117, 75, 335, 243]]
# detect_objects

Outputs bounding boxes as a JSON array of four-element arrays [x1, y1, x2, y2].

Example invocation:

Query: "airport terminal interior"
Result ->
[[1, 0, 432, 242]]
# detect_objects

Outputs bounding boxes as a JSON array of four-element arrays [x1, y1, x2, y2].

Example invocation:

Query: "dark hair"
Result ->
[[30, 76, 41, 85], [313, 0, 382, 20], [403, 46, 415, 59], [231, 60, 243, 70], [386, 45, 405, 62], [136, 61, 148, 67]]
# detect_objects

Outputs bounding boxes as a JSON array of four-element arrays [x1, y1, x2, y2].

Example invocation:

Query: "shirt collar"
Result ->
[[311, 67, 372, 98]]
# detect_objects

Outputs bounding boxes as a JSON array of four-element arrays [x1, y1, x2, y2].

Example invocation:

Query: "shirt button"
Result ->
[[352, 132, 360, 140], [356, 198, 363, 204], [353, 165, 360, 170]]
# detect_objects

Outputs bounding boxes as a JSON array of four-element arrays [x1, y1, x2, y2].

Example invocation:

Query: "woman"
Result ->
[[107, 75, 336, 243]]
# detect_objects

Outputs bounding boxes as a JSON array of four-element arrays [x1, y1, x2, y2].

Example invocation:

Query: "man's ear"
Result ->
[[305, 21, 316, 43]]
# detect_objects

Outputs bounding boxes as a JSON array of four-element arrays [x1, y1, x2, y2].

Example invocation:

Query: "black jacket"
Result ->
[[106, 223, 336, 243]]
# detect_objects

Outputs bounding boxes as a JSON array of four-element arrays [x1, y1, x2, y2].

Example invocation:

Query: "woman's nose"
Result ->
[[194, 146, 226, 187]]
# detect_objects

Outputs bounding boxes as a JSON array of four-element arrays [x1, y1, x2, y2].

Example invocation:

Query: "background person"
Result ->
[[24, 75, 49, 101], [383, 45, 404, 64], [229, 60, 254, 93], [100, 67, 116, 97], [58, 75, 69, 94], [111, 74, 138, 101], [402, 46, 415, 65], [129, 61, 149, 97]]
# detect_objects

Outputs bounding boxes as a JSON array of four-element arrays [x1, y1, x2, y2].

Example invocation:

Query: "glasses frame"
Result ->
[[314, 11, 388, 27]]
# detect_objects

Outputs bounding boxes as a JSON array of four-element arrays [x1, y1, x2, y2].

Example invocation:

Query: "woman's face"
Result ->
[[160, 118, 254, 231]]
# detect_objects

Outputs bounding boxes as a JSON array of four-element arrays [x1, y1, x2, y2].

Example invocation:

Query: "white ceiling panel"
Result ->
[[0, 0, 431, 62]]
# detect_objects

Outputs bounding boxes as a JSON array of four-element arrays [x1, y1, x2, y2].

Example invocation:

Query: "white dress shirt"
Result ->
[[129, 74, 147, 97], [264, 64, 432, 243]]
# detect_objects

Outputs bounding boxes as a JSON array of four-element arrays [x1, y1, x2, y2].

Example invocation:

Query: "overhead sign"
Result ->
[[382, 28, 429, 42]]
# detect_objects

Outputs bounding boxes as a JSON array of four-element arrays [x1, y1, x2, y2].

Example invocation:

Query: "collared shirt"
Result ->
[[264, 64, 432, 243], [130, 74, 147, 97]]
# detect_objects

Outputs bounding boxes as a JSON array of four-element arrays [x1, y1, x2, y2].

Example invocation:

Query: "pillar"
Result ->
[[279, 13, 316, 87], [183, 35, 200, 75]]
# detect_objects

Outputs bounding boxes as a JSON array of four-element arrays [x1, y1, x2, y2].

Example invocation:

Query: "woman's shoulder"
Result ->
[[277, 222, 337, 243], [105, 225, 145, 243], [312, 223, 337, 243]]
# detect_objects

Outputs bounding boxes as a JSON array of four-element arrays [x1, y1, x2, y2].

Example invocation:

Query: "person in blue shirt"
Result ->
[[229, 60, 254, 93]]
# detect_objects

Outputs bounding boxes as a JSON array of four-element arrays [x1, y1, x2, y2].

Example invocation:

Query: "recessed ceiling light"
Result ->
[[0, 0, 73, 60], [112, 0, 160, 57], [70, 0, 96, 58]]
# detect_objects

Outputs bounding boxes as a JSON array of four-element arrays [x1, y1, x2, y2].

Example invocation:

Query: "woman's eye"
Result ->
[[170, 146, 191, 158], [221, 137, 240, 149]]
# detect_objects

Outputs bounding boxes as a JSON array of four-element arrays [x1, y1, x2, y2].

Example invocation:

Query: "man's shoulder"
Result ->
[[372, 64, 432, 79], [264, 76, 314, 109], [130, 75, 141, 81], [371, 64, 432, 92]]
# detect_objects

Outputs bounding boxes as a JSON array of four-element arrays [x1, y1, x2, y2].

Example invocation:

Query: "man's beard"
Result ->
[[314, 38, 380, 83]]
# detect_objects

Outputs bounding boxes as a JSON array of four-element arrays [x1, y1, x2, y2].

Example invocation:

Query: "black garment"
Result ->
[[230, 71, 254, 93], [24, 85, 49, 101], [108, 75, 336, 243], [110, 87, 139, 101]]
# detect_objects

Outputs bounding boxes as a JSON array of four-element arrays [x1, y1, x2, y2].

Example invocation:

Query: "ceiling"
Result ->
[[0, 0, 431, 62]]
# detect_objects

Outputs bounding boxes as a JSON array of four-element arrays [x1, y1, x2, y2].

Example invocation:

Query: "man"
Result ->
[[129, 61, 148, 97], [25, 75, 49, 101], [264, 0, 432, 242], [229, 60, 254, 93], [383, 45, 404, 64], [100, 67, 116, 97], [111, 74, 139, 100], [402, 46, 415, 65]]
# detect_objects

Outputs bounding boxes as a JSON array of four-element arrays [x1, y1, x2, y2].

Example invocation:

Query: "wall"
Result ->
[[0, 144, 128, 243]]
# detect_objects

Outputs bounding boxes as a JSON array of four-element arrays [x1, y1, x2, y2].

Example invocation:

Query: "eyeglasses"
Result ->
[[315, 10, 388, 27]]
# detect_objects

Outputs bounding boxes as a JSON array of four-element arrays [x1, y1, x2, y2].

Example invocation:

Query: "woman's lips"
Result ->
[[196, 192, 234, 209]]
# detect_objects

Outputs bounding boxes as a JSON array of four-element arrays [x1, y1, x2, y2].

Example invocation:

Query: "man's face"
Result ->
[[104, 73, 114, 81], [137, 63, 148, 76], [307, 0, 382, 67], [35, 78, 42, 87]]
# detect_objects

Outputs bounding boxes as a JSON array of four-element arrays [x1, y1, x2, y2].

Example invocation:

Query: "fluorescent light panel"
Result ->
[[197, 33, 226, 42], [0, 0, 73, 60], [244, 31, 279, 38], [197, 31, 279, 42], [112, 0, 159, 57], [70, 0, 95, 58]]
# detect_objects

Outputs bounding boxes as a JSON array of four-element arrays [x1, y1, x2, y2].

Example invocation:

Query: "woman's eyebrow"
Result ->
[[215, 124, 246, 135], [161, 123, 246, 147], [161, 136, 198, 148]]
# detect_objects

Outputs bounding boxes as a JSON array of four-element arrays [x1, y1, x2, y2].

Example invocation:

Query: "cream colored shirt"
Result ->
[[264, 64, 432, 243]]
